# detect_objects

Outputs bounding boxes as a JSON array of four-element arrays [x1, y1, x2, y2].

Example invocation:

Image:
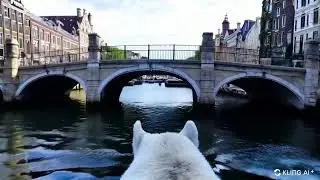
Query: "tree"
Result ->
[[186, 49, 201, 60], [259, 0, 272, 58], [101, 46, 126, 60]]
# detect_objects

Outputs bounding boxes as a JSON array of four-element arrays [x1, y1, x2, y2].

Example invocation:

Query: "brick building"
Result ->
[[0, 0, 93, 66], [271, 0, 295, 64]]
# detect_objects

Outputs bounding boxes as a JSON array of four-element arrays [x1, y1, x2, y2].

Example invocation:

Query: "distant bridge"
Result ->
[[0, 33, 319, 109]]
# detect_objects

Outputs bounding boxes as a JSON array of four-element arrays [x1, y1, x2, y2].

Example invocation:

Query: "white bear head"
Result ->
[[121, 120, 219, 180], [132, 120, 199, 156]]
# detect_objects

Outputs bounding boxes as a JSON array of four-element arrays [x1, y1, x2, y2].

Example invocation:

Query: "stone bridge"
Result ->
[[0, 33, 319, 109]]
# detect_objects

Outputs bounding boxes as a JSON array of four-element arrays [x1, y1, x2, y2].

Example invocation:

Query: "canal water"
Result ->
[[0, 83, 319, 180]]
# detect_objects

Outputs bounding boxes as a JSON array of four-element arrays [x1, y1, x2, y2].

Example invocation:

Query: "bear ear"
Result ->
[[132, 121, 146, 155], [179, 121, 199, 147]]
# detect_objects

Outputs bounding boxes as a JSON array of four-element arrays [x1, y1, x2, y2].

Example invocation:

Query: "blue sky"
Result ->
[[23, 0, 262, 45]]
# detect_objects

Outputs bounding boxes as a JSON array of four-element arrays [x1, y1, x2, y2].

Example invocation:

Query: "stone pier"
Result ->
[[304, 40, 320, 108], [2, 38, 20, 103], [199, 32, 215, 106], [86, 33, 101, 104]]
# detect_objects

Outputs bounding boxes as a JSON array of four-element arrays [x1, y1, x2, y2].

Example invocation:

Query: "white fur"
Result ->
[[121, 120, 220, 180]]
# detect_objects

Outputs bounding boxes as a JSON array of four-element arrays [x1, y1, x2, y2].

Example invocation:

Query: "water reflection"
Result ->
[[0, 84, 319, 180]]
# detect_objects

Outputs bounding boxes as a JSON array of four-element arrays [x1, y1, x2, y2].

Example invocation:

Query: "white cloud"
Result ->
[[23, 0, 262, 45]]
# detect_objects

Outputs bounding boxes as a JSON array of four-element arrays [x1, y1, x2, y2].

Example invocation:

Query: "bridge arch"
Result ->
[[213, 73, 304, 108], [15, 71, 87, 98], [98, 66, 200, 102]]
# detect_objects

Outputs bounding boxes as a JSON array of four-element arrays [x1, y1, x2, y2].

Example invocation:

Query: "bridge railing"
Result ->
[[18, 48, 89, 67], [101, 45, 201, 61]]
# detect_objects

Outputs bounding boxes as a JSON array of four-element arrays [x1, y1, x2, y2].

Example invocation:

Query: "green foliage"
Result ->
[[259, 0, 272, 58], [101, 47, 126, 60], [186, 50, 201, 60]]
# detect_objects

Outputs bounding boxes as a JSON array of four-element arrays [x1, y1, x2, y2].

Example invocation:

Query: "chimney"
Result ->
[[83, 9, 87, 15], [237, 22, 241, 29], [88, 13, 92, 25], [77, 8, 82, 17]]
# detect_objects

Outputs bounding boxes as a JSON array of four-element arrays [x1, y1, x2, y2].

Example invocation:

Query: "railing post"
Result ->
[[124, 45, 127, 60], [147, 44, 150, 60], [173, 44, 175, 61]]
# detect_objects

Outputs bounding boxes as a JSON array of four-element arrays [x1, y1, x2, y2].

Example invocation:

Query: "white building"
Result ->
[[242, 17, 261, 50], [293, 0, 319, 54]]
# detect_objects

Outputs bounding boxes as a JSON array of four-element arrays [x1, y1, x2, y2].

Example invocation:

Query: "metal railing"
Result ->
[[8, 45, 306, 68], [101, 45, 201, 61]]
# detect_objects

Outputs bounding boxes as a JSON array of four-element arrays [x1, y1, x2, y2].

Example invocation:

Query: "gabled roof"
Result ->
[[41, 16, 82, 35], [240, 20, 256, 41], [26, 10, 78, 41]]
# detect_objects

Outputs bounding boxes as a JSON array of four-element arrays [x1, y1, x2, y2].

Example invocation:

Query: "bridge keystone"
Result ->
[[304, 40, 320, 108]]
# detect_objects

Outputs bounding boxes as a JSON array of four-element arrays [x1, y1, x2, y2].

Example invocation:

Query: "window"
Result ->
[[302, 0, 306, 6], [301, 14, 305, 28], [33, 40, 39, 53], [57, 37, 61, 45], [306, 33, 309, 40], [293, 37, 297, 53], [40, 29, 44, 40], [277, 7, 281, 17], [307, 14, 309, 26], [18, 24, 23, 33], [282, 15, 286, 27], [25, 27, 30, 35], [273, 19, 276, 29], [5, 18, 10, 29], [277, 18, 280, 30], [299, 35, 304, 54], [283, 0, 286, 9], [11, 10, 16, 21], [6, 34, 11, 40], [0, 49, 3, 57], [46, 33, 50, 42], [313, 31, 319, 39], [0, 33, 3, 45], [296, 0, 299, 9], [277, 33, 281, 45], [314, 8, 319, 24], [25, 18, 30, 26], [281, 31, 285, 44], [25, 40, 31, 54], [33, 26, 39, 39], [272, 33, 276, 46], [12, 23, 17, 32], [4, 6, 9, 17], [53, 36, 56, 44], [18, 13, 23, 23], [0, 17, 2, 27]]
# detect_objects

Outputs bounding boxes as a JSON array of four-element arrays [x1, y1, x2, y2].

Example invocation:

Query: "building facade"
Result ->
[[242, 17, 262, 50], [215, 15, 260, 50], [271, 0, 295, 64], [0, 0, 93, 66], [293, 0, 319, 55]]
